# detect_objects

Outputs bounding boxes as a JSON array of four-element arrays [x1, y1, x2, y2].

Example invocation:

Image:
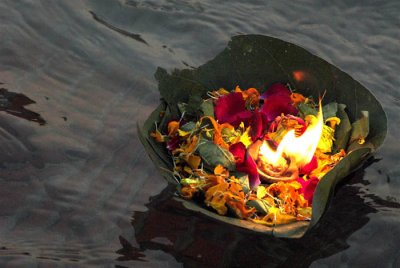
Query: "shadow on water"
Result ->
[[117, 158, 400, 267], [0, 87, 46, 125]]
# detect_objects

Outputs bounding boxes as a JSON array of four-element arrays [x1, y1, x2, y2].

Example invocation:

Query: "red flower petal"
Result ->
[[299, 156, 318, 175], [229, 142, 261, 187], [229, 142, 246, 163], [249, 110, 268, 141], [260, 83, 291, 99], [261, 83, 298, 122], [215, 92, 252, 126], [166, 135, 181, 151], [297, 176, 319, 204]]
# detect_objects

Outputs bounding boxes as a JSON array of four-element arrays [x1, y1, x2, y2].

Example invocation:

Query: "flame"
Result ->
[[259, 102, 324, 167]]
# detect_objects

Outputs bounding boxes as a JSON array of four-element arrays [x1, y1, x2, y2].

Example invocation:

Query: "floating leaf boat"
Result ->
[[138, 35, 387, 238]]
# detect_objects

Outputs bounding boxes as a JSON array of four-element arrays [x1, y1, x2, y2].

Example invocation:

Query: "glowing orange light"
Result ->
[[292, 71, 306, 82], [259, 101, 323, 167]]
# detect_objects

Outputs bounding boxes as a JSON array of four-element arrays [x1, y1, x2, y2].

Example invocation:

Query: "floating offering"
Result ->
[[138, 35, 386, 238]]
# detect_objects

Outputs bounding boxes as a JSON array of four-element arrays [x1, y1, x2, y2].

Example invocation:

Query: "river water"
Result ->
[[0, 1, 399, 267]]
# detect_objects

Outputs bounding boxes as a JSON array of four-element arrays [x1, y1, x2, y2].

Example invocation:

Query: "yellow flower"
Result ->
[[317, 125, 335, 153], [325, 117, 341, 130]]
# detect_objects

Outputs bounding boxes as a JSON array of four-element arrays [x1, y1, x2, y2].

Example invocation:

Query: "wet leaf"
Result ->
[[186, 94, 203, 116], [247, 199, 270, 215], [333, 104, 352, 153], [322, 102, 338, 119], [349, 111, 369, 148], [196, 139, 236, 171], [201, 99, 214, 117], [298, 102, 317, 117], [235, 173, 250, 194]]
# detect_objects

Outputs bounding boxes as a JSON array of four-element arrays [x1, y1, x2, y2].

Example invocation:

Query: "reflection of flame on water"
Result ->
[[259, 101, 324, 170]]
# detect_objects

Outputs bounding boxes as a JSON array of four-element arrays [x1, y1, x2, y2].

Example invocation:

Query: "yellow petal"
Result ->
[[256, 185, 267, 199], [325, 116, 341, 129], [239, 127, 252, 148], [263, 207, 297, 225], [178, 129, 191, 137]]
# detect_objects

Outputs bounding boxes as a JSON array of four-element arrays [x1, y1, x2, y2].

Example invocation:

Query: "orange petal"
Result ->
[[167, 121, 180, 136], [200, 116, 233, 149], [227, 200, 255, 219], [187, 155, 201, 169], [180, 186, 198, 199], [184, 136, 199, 154], [205, 182, 229, 215], [150, 130, 165, 143], [290, 93, 306, 105], [214, 165, 229, 177]]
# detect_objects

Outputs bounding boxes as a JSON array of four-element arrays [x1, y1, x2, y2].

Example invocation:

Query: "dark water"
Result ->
[[0, 0, 399, 267]]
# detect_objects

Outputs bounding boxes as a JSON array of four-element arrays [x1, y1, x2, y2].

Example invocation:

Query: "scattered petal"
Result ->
[[299, 156, 318, 175], [229, 142, 260, 187], [214, 92, 253, 126], [297, 176, 319, 204], [261, 83, 298, 122], [167, 121, 180, 136]]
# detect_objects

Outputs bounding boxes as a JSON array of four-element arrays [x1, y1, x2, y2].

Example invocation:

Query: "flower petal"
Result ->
[[229, 142, 261, 187], [299, 156, 318, 175], [261, 83, 298, 122], [214, 92, 252, 126], [249, 109, 268, 141], [166, 135, 180, 151], [229, 142, 246, 163], [260, 83, 291, 99], [297, 176, 319, 204]]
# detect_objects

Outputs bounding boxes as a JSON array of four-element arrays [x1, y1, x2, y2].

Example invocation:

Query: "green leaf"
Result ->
[[155, 67, 207, 107], [177, 102, 187, 115], [349, 111, 370, 149], [234, 173, 250, 194], [186, 94, 203, 116], [200, 99, 214, 117], [322, 102, 338, 119], [298, 102, 317, 117], [196, 139, 235, 171], [333, 104, 352, 153], [180, 121, 196, 132], [247, 199, 270, 215]]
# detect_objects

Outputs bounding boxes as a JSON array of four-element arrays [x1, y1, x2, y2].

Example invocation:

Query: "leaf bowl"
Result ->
[[138, 35, 387, 238]]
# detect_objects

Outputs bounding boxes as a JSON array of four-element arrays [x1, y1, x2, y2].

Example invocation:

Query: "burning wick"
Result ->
[[257, 101, 324, 181]]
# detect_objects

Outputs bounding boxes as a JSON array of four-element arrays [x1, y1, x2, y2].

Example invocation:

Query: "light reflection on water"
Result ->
[[0, 0, 399, 267]]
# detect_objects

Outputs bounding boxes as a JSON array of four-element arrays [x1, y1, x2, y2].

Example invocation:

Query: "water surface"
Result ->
[[0, 0, 399, 267]]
